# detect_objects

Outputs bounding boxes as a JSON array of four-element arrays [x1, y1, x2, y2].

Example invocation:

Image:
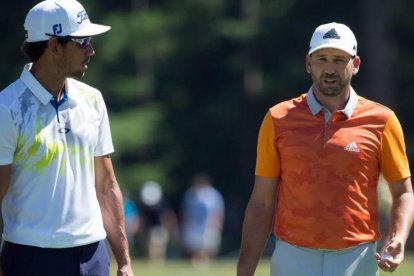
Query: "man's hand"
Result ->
[[118, 265, 134, 276], [376, 236, 405, 272]]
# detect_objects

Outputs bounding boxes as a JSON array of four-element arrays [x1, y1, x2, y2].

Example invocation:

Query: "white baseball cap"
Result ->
[[308, 22, 357, 56], [24, 0, 111, 42]]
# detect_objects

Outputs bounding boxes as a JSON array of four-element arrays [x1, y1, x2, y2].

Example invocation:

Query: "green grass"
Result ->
[[110, 253, 414, 275]]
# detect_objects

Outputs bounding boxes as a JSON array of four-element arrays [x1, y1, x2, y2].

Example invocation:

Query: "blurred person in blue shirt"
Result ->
[[180, 173, 225, 265], [123, 193, 140, 254]]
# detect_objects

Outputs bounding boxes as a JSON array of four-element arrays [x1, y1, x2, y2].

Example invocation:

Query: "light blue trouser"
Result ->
[[271, 239, 379, 276]]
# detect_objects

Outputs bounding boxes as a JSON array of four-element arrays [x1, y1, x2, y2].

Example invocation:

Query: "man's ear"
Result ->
[[47, 38, 62, 56], [305, 55, 312, 74], [352, 56, 361, 75]]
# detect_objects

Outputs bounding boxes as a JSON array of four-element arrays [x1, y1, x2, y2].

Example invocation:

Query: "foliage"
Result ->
[[3, 0, 414, 255]]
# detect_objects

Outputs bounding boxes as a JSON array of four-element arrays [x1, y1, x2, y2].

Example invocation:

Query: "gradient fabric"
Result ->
[[0, 64, 114, 248], [255, 90, 410, 249]]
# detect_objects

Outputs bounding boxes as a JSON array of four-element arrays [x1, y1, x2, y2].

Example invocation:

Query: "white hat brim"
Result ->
[[308, 44, 355, 56], [69, 23, 111, 38]]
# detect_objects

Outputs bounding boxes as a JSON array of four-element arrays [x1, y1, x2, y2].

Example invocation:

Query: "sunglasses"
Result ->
[[47, 34, 92, 49], [68, 37, 92, 49]]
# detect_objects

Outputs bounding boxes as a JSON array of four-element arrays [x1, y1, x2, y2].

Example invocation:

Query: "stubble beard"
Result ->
[[59, 65, 86, 80], [318, 82, 342, 97], [313, 73, 345, 98], [73, 71, 86, 79]]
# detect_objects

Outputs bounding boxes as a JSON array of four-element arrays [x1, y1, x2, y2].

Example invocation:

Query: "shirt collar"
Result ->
[[20, 63, 73, 106], [20, 63, 52, 105], [307, 86, 358, 119]]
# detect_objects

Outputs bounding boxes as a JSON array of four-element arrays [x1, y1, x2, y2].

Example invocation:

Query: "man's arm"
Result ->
[[0, 164, 12, 276], [95, 155, 134, 276], [377, 177, 414, 272], [237, 176, 279, 276], [0, 165, 12, 237]]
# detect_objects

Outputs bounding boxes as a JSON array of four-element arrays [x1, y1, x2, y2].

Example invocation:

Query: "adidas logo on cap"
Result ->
[[323, 28, 340, 39], [308, 22, 357, 56]]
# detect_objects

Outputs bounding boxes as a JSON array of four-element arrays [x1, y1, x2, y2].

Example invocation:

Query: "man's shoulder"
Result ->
[[350, 96, 398, 128], [356, 95, 393, 117], [269, 93, 308, 118], [67, 78, 101, 96], [0, 79, 24, 107]]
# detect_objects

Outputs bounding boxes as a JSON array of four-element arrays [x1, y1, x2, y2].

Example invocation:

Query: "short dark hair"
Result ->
[[21, 40, 48, 61], [20, 38, 71, 61]]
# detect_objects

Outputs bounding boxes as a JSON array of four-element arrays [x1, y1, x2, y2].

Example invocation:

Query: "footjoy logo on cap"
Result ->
[[323, 28, 340, 39], [24, 0, 111, 42], [53, 24, 62, 35]]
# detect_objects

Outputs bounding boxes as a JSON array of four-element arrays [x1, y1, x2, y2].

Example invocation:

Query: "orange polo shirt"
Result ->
[[255, 89, 410, 249]]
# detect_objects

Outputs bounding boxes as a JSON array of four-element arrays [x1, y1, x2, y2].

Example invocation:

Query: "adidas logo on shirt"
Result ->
[[344, 141, 360, 152]]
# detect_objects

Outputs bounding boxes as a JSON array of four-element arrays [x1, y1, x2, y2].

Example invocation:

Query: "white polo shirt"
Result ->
[[0, 64, 114, 248]]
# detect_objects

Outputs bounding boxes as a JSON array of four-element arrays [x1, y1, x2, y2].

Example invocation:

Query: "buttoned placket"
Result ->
[[50, 91, 69, 133], [322, 109, 332, 149]]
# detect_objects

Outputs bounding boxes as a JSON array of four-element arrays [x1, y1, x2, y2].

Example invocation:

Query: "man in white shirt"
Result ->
[[0, 1, 133, 275]]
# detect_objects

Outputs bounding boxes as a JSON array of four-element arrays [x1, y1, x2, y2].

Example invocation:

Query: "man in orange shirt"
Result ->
[[237, 22, 414, 276]]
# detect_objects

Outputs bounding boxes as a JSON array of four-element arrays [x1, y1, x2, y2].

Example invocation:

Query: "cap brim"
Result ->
[[308, 44, 355, 56], [70, 23, 111, 37]]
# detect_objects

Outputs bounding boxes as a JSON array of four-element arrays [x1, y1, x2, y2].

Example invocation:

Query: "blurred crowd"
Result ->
[[123, 173, 225, 265]]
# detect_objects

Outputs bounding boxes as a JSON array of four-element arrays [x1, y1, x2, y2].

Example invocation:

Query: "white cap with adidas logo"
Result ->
[[308, 22, 357, 57]]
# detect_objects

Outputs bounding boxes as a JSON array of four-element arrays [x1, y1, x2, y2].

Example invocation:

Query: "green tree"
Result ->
[[2, 0, 414, 254]]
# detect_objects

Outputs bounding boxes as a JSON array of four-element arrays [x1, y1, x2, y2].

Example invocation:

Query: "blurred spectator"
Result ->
[[138, 181, 178, 263], [180, 173, 225, 265], [123, 193, 140, 255]]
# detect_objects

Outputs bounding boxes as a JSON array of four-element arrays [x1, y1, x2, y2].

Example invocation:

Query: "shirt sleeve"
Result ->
[[0, 105, 17, 165], [94, 92, 114, 157], [255, 111, 281, 177], [380, 112, 411, 182]]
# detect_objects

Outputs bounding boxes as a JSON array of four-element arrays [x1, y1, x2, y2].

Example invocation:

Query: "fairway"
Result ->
[[111, 258, 270, 276], [111, 253, 414, 275]]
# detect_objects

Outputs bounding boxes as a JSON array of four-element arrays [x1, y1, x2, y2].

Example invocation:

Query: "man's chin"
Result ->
[[319, 85, 342, 97], [70, 71, 86, 80]]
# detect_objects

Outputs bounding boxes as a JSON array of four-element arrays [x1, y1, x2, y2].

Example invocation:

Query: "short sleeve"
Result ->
[[255, 111, 280, 177], [94, 93, 114, 157], [380, 112, 410, 182], [0, 105, 17, 165]]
